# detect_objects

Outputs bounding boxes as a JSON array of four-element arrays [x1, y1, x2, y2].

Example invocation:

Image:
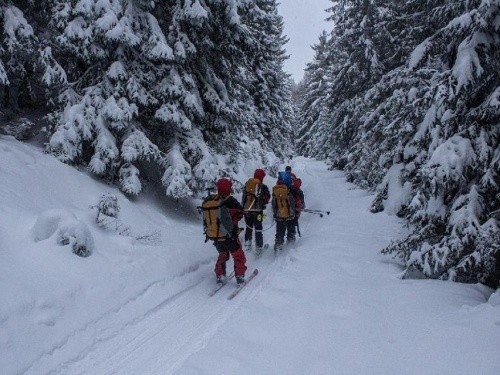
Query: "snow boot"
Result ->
[[216, 274, 226, 286], [236, 275, 245, 285]]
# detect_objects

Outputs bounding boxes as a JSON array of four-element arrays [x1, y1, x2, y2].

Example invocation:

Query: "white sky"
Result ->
[[278, 0, 331, 82]]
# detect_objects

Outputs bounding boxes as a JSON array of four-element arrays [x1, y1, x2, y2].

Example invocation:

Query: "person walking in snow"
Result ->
[[241, 168, 270, 255], [272, 171, 296, 251], [292, 178, 305, 236], [285, 165, 297, 185], [201, 178, 247, 285]]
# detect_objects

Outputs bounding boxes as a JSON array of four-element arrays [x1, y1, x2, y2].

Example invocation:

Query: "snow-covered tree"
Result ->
[[44, 0, 293, 197], [46, 0, 170, 195], [0, 1, 63, 114], [241, 0, 293, 156], [298, 0, 500, 286], [374, 0, 500, 286], [296, 31, 332, 158]]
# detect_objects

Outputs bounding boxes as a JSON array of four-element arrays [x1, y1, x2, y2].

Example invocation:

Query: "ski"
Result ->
[[227, 268, 259, 300], [208, 272, 235, 297]]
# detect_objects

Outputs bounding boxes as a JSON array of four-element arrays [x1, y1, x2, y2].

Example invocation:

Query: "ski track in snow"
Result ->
[[27, 250, 295, 375], [4, 145, 498, 375], [22, 231, 298, 375], [25, 160, 362, 375], [27, 159, 382, 374], [21, 259, 213, 375]]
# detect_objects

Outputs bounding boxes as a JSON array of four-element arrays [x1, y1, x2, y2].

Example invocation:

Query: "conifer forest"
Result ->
[[1, 0, 499, 287]]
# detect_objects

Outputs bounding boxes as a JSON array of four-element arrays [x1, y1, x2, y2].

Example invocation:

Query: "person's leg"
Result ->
[[244, 215, 253, 247], [214, 248, 230, 277], [229, 238, 247, 283], [255, 213, 264, 248], [274, 220, 285, 250], [286, 218, 296, 242]]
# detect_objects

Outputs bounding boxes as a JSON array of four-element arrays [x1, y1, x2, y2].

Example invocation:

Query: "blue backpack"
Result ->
[[278, 171, 292, 187]]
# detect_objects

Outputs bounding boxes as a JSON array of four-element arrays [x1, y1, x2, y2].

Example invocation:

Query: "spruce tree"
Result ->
[[0, 0, 64, 115], [382, 0, 500, 285], [46, 0, 170, 194], [296, 31, 332, 158], [298, 0, 500, 286]]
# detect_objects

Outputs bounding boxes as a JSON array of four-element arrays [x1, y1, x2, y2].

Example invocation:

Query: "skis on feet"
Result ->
[[227, 269, 259, 300], [208, 272, 235, 297]]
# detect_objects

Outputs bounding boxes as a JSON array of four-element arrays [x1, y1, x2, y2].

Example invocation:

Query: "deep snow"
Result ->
[[1, 135, 499, 375]]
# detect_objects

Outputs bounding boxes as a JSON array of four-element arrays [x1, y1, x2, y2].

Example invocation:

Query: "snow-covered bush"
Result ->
[[94, 193, 120, 219], [91, 193, 129, 234], [90, 193, 160, 244], [32, 209, 94, 257]]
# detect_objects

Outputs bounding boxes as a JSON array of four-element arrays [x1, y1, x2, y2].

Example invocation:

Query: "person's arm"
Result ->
[[271, 191, 277, 217], [225, 196, 244, 222], [262, 184, 270, 206]]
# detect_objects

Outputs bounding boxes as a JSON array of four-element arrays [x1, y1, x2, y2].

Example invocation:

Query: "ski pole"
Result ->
[[303, 208, 330, 215], [302, 210, 325, 218], [242, 209, 265, 212], [296, 220, 301, 237]]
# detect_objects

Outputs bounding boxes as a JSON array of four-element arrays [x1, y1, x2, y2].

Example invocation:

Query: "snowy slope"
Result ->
[[1, 136, 499, 375]]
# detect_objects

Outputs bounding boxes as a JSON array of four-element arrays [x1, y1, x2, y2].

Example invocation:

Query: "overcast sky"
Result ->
[[278, 0, 331, 82]]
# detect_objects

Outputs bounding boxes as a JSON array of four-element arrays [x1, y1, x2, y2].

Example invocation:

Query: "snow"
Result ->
[[3, 5, 34, 42], [1, 137, 499, 374], [380, 163, 412, 215], [452, 32, 485, 92], [426, 135, 477, 186]]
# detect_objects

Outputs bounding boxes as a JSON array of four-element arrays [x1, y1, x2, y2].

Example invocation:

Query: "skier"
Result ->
[[202, 178, 247, 285], [272, 171, 296, 251], [241, 168, 270, 255], [292, 178, 305, 236], [285, 165, 298, 185]]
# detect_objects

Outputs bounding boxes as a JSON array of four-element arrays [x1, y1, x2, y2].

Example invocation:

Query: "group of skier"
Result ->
[[200, 166, 305, 286]]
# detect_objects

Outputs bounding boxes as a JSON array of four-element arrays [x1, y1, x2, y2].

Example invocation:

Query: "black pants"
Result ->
[[244, 213, 264, 248], [275, 219, 296, 246]]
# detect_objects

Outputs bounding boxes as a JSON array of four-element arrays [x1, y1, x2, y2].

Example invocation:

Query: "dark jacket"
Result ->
[[241, 180, 270, 211], [222, 195, 244, 237]]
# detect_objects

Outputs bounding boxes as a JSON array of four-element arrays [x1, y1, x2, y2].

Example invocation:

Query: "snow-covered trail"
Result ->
[[175, 160, 499, 375], [2, 141, 498, 375]]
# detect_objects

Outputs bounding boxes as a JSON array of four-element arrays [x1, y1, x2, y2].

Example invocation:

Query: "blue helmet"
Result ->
[[278, 171, 292, 187]]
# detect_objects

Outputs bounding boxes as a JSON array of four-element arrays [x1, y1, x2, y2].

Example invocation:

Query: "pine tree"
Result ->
[[47, 0, 170, 194], [296, 31, 332, 158], [0, 1, 64, 114], [3, 0, 293, 199], [299, 0, 500, 286], [376, 0, 500, 287]]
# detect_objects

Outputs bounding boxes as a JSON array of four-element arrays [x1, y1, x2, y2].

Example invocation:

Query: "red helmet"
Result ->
[[216, 178, 232, 196], [293, 178, 302, 188], [254, 168, 266, 181]]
